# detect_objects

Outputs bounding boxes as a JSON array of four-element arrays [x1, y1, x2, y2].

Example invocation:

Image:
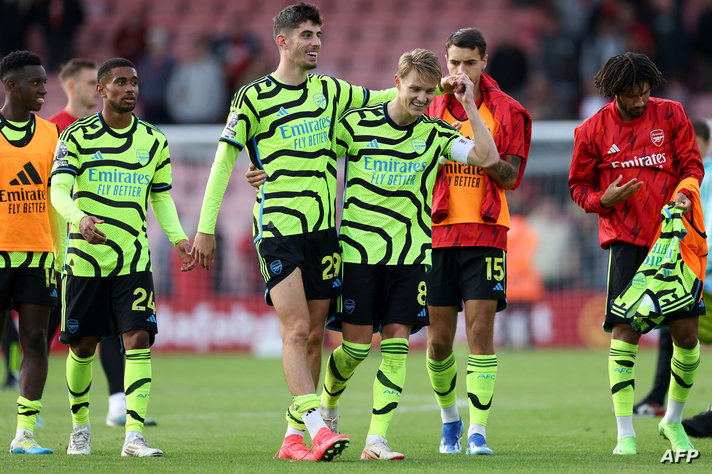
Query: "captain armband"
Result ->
[[449, 137, 475, 165]]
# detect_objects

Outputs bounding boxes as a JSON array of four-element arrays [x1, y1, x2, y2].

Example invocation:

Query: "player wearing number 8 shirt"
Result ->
[[50, 58, 195, 457], [192, 2, 397, 462], [319, 49, 500, 460]]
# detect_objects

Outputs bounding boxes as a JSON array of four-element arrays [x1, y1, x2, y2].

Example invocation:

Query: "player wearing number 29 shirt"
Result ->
[[192, 3, 398, 462], [568, 52, 703, 456]]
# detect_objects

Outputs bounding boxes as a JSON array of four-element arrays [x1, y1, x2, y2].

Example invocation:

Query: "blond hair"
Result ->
[[397, 49, 441, 85]]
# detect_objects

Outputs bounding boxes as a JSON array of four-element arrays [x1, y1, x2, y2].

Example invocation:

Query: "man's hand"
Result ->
[[439, 75, 457, 95], [191, 232, 216, 271], [673, 191, 692, 212], [600, 175, 644, 208], [245, 163, 267, 190], [79, 215, 107, 244], [452, 73, 475, 106], [175, 239, 196, 272]]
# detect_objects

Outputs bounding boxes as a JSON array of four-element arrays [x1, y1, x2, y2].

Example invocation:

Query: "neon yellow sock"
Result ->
[[285, 404, 306, 430], [124, 349, 151, 434], [16, 396, 41, 432], [367, 338, 408, 437], [66, 351, 93, 426], [8, 340, 20, 373], [609, 339, 637, 416], [466, 354, 497, 426], [427, 352, 457, 409], [668, 341, 700, 403], [321, 341, 370, 408]]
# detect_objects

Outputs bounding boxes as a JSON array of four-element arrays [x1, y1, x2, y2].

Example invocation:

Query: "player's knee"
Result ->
[[20, 328, 48, 354], [70, 337, 98, 358], [282, 324, 310, 347], [428, 337, 454, 360], [306, 329, 324, 350], [122, 329, 150, 350]]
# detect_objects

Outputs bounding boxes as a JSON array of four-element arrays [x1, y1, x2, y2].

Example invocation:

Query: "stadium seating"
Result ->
[[23, 0, 712, 123]]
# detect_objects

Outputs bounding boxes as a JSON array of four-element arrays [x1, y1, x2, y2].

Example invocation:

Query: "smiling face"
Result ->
[[394, 69, 439, 123], [281, 21, 321, 71], [11, 65, 48, 113], [98, 66, 138, 113]]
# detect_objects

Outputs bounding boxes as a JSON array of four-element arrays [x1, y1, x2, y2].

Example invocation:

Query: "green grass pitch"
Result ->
[[2, 347, 711, 472]]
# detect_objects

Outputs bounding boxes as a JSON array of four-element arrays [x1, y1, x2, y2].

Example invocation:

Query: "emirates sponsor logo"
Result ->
[[651, 129, 664, 147], [611, 152, 667, 169]]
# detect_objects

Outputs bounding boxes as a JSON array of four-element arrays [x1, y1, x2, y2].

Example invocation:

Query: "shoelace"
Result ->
[[72, 431, 90, 448]]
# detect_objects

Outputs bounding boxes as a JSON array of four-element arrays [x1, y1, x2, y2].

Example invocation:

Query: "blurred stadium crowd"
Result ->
[[3, 0, 712, 121], [2, 0, 711, 349]]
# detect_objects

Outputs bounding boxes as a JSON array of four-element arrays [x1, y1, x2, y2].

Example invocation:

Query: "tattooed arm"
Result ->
[[486, 154, 522, 190]]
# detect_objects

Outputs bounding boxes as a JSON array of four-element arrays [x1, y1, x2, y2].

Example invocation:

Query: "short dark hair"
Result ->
[[273, 2, 322, 40], [692, 119, 710, 142], [97, 58, 136, 84], [593, 52, 664, 98], [445, 28, 487, 57], [0, 50, 43, 81], [58, 58, 97, 84]]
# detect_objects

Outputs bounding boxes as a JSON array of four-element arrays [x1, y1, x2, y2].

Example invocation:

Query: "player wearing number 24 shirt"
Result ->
[[50, 57, 195, 458]]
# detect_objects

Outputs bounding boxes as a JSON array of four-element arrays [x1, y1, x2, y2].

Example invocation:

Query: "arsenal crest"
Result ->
[[650, 129, 664, 147]]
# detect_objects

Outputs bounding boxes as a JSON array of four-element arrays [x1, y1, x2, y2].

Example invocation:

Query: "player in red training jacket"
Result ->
[[569, 52, 704, 456]]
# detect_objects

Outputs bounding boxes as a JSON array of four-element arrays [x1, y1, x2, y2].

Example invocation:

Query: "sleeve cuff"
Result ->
[[589, 193, 614, 214], [678, 188, 693, 200]]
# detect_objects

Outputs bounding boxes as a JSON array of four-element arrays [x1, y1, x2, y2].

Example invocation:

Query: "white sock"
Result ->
[[616, 416, 635, 439], [285, 425, 304, 438], [467, 423, 486, 439], [15, 428, 31, 439], [322, 405, 338, 417], [72, 422, 90, 432], [664, 399, 686, 423], [108, 392, 126, 418], [440, 405, 460, 424], [302, 408, 328, 439], [125, 430, 142, 443], [366, 434, 384, 445]]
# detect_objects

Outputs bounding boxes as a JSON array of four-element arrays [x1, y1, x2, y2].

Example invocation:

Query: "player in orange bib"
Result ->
[[424, 28, 532, 456], [1, 50, 65, 455]]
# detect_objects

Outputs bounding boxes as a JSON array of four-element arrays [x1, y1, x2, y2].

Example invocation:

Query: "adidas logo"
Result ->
[[492, 282, 504, 292], [91, 151, 104, 160], [50, 289, 57, 298], [417, 308, 427, 318], [9, 162, 43, 185], [607, 144, 620, 154], [146, 314, 157, 323], [276, 107, 288, 117], [366, 139, 379, 148]]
